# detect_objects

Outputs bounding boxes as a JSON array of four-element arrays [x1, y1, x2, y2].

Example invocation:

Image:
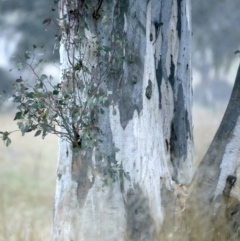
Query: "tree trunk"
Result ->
[[52, 1, 193, 240], [183, 64, 240, 240]]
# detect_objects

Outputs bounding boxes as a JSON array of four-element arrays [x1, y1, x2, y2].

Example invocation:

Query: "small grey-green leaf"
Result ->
[[124, 172, 131, 182], [16, 78, 23, 83], [40, 74, 47, 81], [14, 112, 22, 120], [6, 138, 11, 147], [17, 122, 24, 130], [34, 130, 42, 137], [17, 62, 23, 70], [103, 45, 111, 53], [113, 146, 120, 153], [100, 108, 104, 114], [26, 92, 35, 99]]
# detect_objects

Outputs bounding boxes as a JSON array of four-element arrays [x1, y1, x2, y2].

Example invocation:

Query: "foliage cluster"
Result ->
[[0, 0, 130, 183]]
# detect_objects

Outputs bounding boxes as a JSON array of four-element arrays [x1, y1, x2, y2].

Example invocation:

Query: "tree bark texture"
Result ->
[[52, 1, 193, 240]]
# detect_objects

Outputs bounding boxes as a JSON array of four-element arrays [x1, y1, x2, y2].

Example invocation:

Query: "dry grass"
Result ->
[[0, 104, 228, 240], [0, 111, 57, 240]]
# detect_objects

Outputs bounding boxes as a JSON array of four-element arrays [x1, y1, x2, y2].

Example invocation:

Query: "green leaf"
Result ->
[[0, 131, 8, 141], [6, 138, 11, 147], [13, 96, 21, 103], [26, 92, 35, 99], [31, 102, 39, 109], [2, 132, 9, 141], [113, 146, 120, 153], [103, 45, 111, 53], [17, 122, 24, 129], [40, 74, 47, 81], [234, 50, 240, 54], [24, 52, 30, 60], [34, 130, 42, 137], [101, 15, 107, 23], [14, 112, 22, 120], [17, 62, 23, 70], [16, 77, 23, 83], [42, 18, 52, 25], [36, 82, 44, 89], [33, 44, 37, 49], [53, 90, 59, 95], [100, 108, 104, 114], [17, 122, 25, 136], [124, 172, 131, 182]]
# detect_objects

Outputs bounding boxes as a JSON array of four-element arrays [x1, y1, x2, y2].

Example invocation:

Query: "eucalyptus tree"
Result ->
[[3, 0, 240, 240], [51, 0, 193, 240]]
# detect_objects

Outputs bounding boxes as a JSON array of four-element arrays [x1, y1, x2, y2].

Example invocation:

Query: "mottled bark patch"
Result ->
[[72, 150, 94, 208], [125, 184, 155, 241]]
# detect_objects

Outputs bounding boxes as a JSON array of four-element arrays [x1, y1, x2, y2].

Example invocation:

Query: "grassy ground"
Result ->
[[0, 112, 57, 241], [0, 105, 226, 240]]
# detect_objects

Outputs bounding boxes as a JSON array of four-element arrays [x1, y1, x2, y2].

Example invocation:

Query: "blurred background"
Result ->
[[0, 0, 240, 240]]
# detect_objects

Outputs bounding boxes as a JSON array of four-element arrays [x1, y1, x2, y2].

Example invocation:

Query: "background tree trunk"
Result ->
[[52, 1, 193, 240], [183, 64, 240, 240]]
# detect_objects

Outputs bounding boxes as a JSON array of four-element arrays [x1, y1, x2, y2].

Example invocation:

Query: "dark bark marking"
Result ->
[[165, 139, 169, 152], [221, 175, 240, 237], [170, 84, 191, 182], [72, 124, 82, 148], [223, 175, 236, 201], [177, 0, 182, 39], [153, 21, 162, 41], [125, 184, 155, 241], [155, 57, 162, 108], [57, 172, 62, 180], [145, 79, 152, 99], [168, 54, 175, 89], [149, 32, 153, 41], [131, 75, 138, 84]]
